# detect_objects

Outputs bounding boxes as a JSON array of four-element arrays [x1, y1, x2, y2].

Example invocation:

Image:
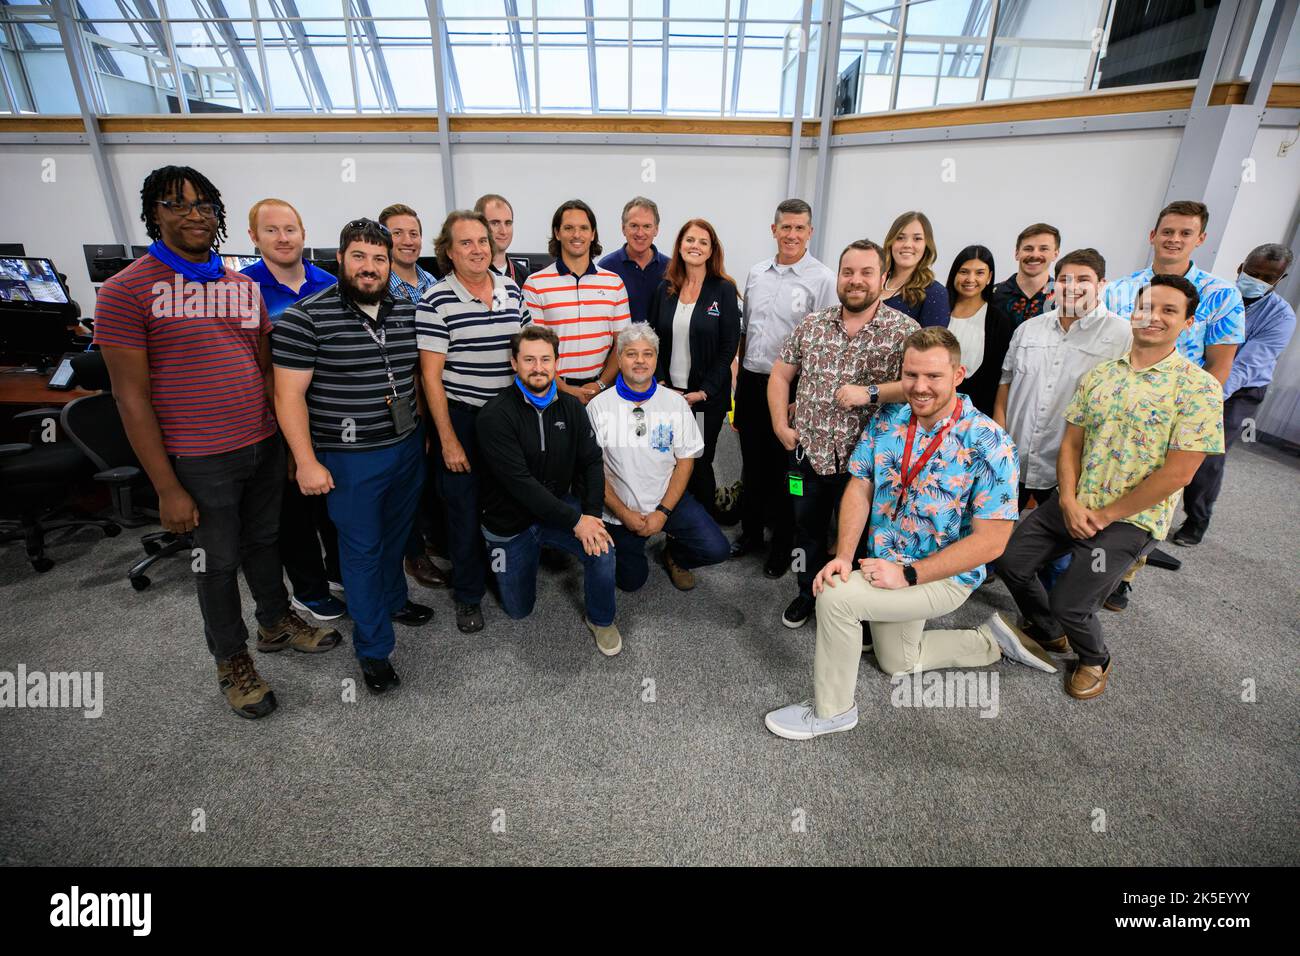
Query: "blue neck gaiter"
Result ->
[[148, 240, 224, 284], [614, 372, 656, 403], [515, 376, 557, 411]]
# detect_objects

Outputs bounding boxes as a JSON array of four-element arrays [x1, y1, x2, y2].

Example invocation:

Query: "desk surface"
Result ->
[[0, 367, 96, 408]]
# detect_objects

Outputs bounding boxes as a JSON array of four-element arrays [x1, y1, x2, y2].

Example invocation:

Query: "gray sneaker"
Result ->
[[985, 613, 1057, 673], [586, 617, 622, 657], [764, 699, 858, 740]]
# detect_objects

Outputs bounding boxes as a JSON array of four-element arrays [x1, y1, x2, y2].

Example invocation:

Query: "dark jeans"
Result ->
[[280, 473, 341, 601], [1182, 386, 1264, 529], [320, 427, 425, 661], [735, 367, 793, 557], [404, 436, 447, 560], [172, 434, 289, 662], [996, 493, 1152, 667], [789, 450, 864, 599], [483, 496, 617, 627], [435, 401, 488, 605], [605, 491, 730, 592], [686, 402, 727, 517]]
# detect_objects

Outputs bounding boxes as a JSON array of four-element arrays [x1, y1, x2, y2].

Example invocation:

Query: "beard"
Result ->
[[840, 288, 879, 314], [340, 270, 385, 305]]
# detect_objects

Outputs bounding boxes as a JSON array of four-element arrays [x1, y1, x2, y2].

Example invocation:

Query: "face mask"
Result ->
[[1237, 272, 1273, 299]]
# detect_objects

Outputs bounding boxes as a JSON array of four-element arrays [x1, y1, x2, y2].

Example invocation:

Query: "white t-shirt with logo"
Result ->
[[587, 384, 704, 524]]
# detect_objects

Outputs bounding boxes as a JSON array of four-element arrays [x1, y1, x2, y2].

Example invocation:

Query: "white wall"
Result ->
[[821, 128, 1184, 281], [1213, 125, 1300, 277]]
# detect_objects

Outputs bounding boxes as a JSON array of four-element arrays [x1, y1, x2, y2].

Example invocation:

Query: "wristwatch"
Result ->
[[656, 504, 673, 517], [867, 384, 880, 407], [902, 564, 918, 587]]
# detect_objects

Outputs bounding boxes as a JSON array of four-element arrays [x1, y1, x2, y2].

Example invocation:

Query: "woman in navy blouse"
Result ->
[[881, 210, 950, 328]]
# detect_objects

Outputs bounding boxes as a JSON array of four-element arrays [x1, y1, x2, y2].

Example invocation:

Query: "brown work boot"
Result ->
[[217, 650, 277, 719], [1066, 659, 1113, 700], [662, 546, 696, 591], [257, 611, 341, 654], [405, 553, 450, 589]]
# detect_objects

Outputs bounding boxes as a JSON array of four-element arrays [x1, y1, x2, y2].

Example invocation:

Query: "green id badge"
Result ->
[[787, 471, 804, 497]]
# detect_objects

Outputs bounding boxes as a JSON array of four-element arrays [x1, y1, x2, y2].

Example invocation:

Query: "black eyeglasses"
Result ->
[[344, 218, 391, 237], [157, 199, 222, 219]]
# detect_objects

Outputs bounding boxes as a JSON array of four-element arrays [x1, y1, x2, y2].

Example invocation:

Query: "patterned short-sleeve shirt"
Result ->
[[846, 397, 1019, 589], [779, 303, 919, 476], [1064, 349, 1224, 539], [1102, 263, 1245, 368]]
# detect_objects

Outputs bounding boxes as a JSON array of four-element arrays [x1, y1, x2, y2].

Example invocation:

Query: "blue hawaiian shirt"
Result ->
[[847, 396, 1019, 589], [1103, 262, 1245, 368]]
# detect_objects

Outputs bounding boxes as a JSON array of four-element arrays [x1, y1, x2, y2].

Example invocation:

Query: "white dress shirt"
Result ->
[[740, 251, 838, 374], [999, 304, 1132, 490]]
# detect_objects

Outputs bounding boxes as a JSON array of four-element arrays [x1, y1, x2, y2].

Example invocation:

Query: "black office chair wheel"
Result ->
[[130, 575, 150, 591], [103, 523, 121, 538], [143, 539, 162, 555], [31, 557, 54, 573]]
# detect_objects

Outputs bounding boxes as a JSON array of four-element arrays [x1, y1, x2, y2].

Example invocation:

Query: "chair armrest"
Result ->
[[0, 442, 34, 458], [11, 407, 63, 427], [94, 466, 142, 484]]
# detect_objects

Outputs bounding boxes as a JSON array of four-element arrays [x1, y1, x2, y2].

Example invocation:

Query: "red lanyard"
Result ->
[[895, 398, 962, 512]]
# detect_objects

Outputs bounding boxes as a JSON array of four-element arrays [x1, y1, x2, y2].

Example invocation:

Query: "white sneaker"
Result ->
[[764, 699, 859, 740], [986, 613, 1057, 673]]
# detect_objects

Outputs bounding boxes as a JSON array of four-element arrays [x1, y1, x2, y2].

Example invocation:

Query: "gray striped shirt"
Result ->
[[415, 271, 531, 407]]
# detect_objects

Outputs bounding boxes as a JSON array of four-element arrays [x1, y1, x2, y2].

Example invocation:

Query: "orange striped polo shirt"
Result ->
[[522, 259, 631, 379]]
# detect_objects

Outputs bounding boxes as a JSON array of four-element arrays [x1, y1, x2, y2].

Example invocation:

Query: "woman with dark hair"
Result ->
[[943, 244, 1013, 416], [648, 218, 742, 515], [882, 210, 950, 328]]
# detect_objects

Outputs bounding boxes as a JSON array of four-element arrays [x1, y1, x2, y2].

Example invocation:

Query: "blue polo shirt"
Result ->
[[598, 244, 668, 324], [240, 258, 336, 322]]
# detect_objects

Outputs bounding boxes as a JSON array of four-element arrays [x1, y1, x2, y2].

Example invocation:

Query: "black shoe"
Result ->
[[763, 552, 790, 579], [455, 602, 484, 633], [359, 657, 400, 694], [729, 534, 761, 559], [1103, 580, 1131, 612], [782, 593, 815, 629], [1171, 522, 1205, 546], [392, 600, 433, 626], [1146, 547, 1182, 571]]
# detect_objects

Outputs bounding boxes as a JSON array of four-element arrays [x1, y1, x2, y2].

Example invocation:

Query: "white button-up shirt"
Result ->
[[740, 251, 837, 374], [999, 304, 1132, 490]]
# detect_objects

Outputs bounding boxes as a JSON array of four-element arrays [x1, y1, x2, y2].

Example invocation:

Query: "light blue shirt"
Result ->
[[388, 263, 438, 304], [1224, 291, 1297, 398], [1103, 262, 1245, 368]]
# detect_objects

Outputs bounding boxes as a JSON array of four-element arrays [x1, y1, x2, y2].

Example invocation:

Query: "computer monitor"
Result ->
[[130, 245, 150, 258], [221, 254, 262, 273], [83, 244, 132, 283], [310, 249, 339, 277], [0, 257, 77, 367], [416, 256, 444, 281], [0, 243, 25, 256]]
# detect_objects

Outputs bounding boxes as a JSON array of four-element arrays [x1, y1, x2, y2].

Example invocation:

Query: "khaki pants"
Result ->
[[813, 576, 1000, 718]]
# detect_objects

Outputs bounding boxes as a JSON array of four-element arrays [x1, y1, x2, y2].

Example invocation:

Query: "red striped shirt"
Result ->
[[93, 254, 276, 457], [522, 262, 631, 378]]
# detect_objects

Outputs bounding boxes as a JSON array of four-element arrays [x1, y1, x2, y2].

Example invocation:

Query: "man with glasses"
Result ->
[[273, 218, 434, 696], [96, 166, 341, 721]]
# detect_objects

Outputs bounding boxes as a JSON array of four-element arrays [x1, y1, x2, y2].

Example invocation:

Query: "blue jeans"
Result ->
[[483, 498, 617, 627], [320, 426, 424, 661], [606, 491, 730, 592]]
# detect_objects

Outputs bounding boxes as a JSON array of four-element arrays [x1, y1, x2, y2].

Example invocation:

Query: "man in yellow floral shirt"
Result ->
[[994, 274, 1224, 700]]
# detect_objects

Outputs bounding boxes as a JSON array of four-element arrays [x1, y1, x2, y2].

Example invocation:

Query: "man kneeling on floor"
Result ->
[[766, 326, 1053, 741], [477, 325, 623, 655], [588, 325, 730, 592]]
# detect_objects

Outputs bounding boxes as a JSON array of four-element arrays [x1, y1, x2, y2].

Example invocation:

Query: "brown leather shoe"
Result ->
[[1066, 659, 1113, 700], [1037, 635, 1071, 654], [663, 546, 696, 591], [405, 554, 449, 589]]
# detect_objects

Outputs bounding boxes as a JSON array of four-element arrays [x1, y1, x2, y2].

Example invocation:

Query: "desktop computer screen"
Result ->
[[0, 257, 70, 305]]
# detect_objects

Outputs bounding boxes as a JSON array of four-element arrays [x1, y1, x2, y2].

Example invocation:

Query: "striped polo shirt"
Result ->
[[92, 253, 276, 457], [272, 285, 420, 452], [522, 258, 631, 379], [415, 270, 531, 407]]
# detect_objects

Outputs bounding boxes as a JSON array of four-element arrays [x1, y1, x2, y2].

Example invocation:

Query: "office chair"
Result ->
[[61, 351, 191, 591], [0, 407, 121, 572]]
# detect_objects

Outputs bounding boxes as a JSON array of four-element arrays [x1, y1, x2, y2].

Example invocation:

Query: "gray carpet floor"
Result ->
[[1, 429, 1297, 867]]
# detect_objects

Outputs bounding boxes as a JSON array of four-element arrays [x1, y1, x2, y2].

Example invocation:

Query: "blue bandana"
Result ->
[[515, 376, 557, 411], [148, 240, 224, 284], [614, 372, 656, 403]]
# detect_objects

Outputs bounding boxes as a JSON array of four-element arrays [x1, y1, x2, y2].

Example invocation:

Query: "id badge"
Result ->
[[787, 471, 804, 497], [388, 394, 416, 436]]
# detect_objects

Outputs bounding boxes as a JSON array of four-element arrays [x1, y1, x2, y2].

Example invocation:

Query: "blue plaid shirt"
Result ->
[[388, 264, 438, 304]]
